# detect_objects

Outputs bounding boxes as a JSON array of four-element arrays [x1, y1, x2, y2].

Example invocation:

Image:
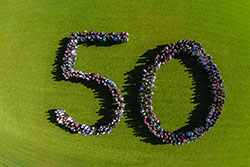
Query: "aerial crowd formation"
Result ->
[[55, 31, 129, 135], [138, 40, 226, 145], [54, 30, 226, 145]]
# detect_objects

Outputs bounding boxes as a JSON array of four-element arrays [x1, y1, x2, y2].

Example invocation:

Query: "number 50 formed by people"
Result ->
[[54, 30, 226, 146]]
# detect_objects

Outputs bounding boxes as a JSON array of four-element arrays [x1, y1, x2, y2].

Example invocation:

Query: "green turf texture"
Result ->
[[0, 0, 249, 166]]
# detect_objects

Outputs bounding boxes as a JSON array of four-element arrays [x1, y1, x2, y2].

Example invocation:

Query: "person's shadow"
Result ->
[[47, 38, 123, 133], [123, 45, 211, 145]]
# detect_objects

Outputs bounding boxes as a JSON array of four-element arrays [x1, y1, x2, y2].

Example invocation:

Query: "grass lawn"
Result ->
[[0, 0, 249, 166]]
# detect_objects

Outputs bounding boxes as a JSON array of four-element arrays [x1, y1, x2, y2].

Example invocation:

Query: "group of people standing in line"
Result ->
[[139, 40, 226, 145], [55, 31, 129, 135]]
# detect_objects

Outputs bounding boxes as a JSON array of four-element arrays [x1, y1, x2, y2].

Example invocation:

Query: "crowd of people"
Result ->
[[55, 30, 129, 135], [55, 32, 226, 142], [139, 40, 226, 145]]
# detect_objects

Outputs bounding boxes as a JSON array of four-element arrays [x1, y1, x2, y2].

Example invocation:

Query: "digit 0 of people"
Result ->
[[54, 31, 226, 146], [139, 40, 226, 145]]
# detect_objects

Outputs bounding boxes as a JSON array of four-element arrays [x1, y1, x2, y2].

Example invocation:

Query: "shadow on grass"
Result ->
[[123, 45, 211, 145], [173, 54, 211, 134], [123, 45, 166, 144], [47, 38, 123, 133]]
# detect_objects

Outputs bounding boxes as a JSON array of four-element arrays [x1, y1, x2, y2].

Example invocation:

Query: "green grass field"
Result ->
[[0, 0, 249, 166]]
